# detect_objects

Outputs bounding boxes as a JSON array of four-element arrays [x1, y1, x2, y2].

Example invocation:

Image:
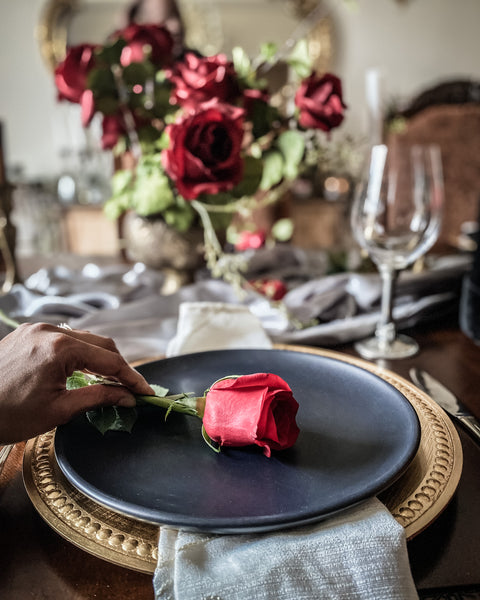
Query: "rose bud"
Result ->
[[294, 72, 347, 132], [202, 373, 300, 457]]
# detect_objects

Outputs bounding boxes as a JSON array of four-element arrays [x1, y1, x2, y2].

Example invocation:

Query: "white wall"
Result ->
[[1, 0, 480, 181], [329, 0, 480, 139]]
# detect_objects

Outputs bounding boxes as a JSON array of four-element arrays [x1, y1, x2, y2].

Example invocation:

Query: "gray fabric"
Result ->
[[0, 251, 469, 362]]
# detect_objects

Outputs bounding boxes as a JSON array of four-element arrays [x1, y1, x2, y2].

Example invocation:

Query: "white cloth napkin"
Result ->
[[153, 301, 419, 600], [166, 302, 272, 356]]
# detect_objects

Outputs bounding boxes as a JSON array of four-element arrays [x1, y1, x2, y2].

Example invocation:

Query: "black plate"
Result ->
[[55, 349, 420, 533]]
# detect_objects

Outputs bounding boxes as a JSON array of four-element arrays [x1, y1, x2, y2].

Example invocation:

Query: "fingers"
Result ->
[[28, 322, 122, 354], [57, 331, 155, 396], [20, 322, 154, 396], [54, 385, 138, 426]]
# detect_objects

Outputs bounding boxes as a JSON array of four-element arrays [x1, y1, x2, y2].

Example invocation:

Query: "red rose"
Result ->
[[170, 52, 241, 107], [114, 23, 174, 68], [202, 373, 300, 457], [54, 44, 98, 104], [294, 73, 346, 132], [100, 114, 126, 150], [249, 278, 288, 301], [161, 100, 245, 200], [235, 229, 266, 251]]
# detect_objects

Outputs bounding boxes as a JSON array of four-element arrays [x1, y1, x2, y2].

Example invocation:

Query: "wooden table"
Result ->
[[1, 322, 480, 599]]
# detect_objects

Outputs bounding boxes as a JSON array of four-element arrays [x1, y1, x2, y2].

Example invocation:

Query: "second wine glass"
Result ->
[[351, 143, 444, 359]]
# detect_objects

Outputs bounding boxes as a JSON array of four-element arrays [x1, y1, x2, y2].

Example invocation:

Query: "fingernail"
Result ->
[[116, 393, 137, 408]]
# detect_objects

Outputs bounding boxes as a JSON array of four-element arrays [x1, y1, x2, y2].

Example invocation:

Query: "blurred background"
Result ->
[[1, 0, 480, 272]]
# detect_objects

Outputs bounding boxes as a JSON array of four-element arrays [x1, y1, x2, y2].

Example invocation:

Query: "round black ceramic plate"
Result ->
[[55, 349, 420, 533]]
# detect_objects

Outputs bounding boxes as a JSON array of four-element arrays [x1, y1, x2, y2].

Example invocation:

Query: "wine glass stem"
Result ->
[[376, 265, 399, 349]]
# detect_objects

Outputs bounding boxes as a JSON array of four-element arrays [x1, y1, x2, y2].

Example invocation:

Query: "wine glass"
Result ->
[[351, 143, 444, 359]]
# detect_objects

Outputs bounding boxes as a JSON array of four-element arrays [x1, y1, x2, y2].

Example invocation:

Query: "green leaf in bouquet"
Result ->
[[259, 42, 278, 63], [155, 130, 171, 151], [153, 82, 176, 118], [122, 61, 155, 85], [111, 169, 133, 195], [104, 193, 131, 220], [271, 217, 294, 242], [287, 39, 313, 80], [95, 38, 126, 66], [250, 99, 279, 139], [277, 130, 306, 180], [94, 95, 120, 116], [163, 203, 196, 232], [132, 169, 175, 216], [232, 46, 252, 79], [259, 150, 284, 190], [86, 406, 138, 435], [87, 67, 117, 98], [136, 125, 164, 149], [232, 156, 264, 197]]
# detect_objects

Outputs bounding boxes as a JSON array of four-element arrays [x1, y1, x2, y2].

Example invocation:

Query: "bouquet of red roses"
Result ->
[[54, 22, 346, 280]]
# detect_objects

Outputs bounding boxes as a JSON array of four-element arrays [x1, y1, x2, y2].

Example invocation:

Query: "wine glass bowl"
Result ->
[[351, 143, 444, 359]]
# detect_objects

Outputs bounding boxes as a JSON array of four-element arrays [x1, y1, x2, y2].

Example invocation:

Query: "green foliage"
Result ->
[[86, 406, 138, 435], [271, 217, 294, 242], [260, 150, 284, 190], [286, 39, 313, 79], [231, 156, 264, 198], [276, 130, 306, 180]]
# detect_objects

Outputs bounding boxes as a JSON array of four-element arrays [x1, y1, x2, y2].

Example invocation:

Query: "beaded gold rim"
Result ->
[[23, 345, 463, 573]]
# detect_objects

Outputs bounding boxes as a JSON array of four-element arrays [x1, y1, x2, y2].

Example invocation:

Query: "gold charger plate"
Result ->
[[23, 345, 463, 574]]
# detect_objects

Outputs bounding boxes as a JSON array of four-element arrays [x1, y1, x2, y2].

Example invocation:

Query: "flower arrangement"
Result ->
[[54, 22, 347, 284]]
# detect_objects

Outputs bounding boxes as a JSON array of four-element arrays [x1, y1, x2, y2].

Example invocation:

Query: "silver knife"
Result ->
[[410, 367, 480, 443]]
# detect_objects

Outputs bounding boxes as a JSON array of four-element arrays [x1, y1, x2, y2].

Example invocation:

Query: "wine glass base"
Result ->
[[354, 334, 419, 360]]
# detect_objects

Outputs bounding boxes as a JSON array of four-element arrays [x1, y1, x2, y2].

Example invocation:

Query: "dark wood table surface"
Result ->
[[1, 320, 479, 599]]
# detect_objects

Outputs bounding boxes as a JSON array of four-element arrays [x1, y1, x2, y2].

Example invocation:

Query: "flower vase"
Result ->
[[120, 211, 205, 284]]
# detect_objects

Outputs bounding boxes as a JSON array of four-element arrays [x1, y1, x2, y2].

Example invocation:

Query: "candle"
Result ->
[[365, 68, 384, 146]]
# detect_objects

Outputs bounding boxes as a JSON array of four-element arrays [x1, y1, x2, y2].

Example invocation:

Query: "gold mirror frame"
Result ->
[[37, 0, 333, 73], [37, 0, 79, 72]]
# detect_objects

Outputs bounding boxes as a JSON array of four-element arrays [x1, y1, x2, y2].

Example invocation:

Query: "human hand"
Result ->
[[0, 323, 154, 444]]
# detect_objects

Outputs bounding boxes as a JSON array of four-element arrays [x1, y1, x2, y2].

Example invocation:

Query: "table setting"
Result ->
[[1, 7, 480, 598], [14, 296, 459, 599]]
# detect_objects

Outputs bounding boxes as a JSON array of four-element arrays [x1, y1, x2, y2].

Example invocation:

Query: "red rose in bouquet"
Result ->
[[202, 373, 300, 457], [170, 52, 241, 107], [295, 73, 347, 132], [249, 278, 288, 301], [234, 229, 266, 251], [112, 23, 175, 67], [161, 99, 245, 200], [54, 43, 98, 104]]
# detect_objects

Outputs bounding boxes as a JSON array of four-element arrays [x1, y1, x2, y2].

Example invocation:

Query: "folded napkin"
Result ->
[[153, 301, 419, 600], [166, 302, 272, 356]]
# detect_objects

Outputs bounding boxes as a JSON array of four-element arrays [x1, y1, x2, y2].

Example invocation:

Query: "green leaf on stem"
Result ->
[[86, 406, 138, 435], [277, 130, 305, 180], [260, 150, 284, 190]]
